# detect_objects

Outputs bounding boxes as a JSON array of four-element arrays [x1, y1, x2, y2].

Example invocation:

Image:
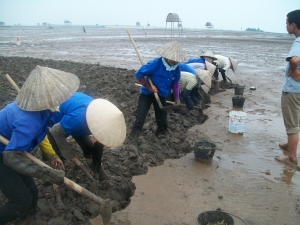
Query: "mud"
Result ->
[[1, 26, 300, 225], [0, 56, 212, 224]]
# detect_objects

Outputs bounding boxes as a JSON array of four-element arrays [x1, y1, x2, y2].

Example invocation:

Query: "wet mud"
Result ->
[[0, 56, 218, 224]]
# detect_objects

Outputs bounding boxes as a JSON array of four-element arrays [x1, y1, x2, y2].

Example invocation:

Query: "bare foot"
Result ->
[[275, 156, 297, 165], [279, 143, 289, 151]]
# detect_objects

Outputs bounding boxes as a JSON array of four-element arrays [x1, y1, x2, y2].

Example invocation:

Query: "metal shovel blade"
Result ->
[[161, 104, 186, 111]]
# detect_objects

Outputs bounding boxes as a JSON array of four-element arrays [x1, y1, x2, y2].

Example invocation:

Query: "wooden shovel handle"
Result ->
[[126, 29, 145, 65], [5, 74, 20, 93], [126, 29, 164, 109], [0, 135, 103, 204], [73, 158, 95, 181], [148, 78, 163, 108]]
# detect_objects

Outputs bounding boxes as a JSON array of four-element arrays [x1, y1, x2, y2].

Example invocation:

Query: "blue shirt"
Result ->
[[135, 57, 181, 97], [187, 58, 205, 64], [50, 92, 94, 137], [282, 37, 300, 93], [0, 102, 52, 154], [179, 63, 196, 75]]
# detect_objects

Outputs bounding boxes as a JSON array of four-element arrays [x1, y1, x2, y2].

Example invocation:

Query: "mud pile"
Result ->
[[0, 56, 223, 224]]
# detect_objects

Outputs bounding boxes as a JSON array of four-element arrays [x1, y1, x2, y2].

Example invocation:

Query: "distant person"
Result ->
[[200, 51, 238, 82], [277, 9, 300, 165]]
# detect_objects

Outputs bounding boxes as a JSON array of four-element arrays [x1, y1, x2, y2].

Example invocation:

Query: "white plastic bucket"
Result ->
[[228, 111, 247, 134]]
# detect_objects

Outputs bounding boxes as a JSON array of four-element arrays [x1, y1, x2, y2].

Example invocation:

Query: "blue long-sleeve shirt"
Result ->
[[179, 63, 196, 75], [135, 57, 181, 97], [50, 92, 93, 137], [0, 102, 52, 153], [187, 58, 205, 64]]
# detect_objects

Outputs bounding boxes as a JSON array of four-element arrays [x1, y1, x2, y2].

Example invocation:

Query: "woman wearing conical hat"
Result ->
[[178, 61, 215, 106], [176, 63, 212, 116], [200, 51, 238, 82], [129, 41, 187, 139], [0, 65, 79, 224], [48, 92, 126, 181], [180, 55, 216, 102]]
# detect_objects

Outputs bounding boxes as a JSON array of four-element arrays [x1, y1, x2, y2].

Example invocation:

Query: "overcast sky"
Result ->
[[0, 0, 298, 33]]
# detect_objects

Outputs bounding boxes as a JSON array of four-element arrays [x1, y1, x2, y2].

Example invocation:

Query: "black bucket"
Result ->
[[197, 210, 234, 225], [234, 85, 245, 95], [232, 96, 245, 108], [193, 141, 216, 164]]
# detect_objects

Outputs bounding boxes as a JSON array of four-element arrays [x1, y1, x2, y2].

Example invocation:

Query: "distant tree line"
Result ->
[[245, 28, 264, 32]]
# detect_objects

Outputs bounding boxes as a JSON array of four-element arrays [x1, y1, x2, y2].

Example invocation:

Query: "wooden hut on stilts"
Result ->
[[164, 13, 183, 36]]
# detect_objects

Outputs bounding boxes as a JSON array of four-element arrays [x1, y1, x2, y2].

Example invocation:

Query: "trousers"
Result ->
[[0, 154, 38, 224], [132, 94, 168, 132], [48, 130, 104, 173]]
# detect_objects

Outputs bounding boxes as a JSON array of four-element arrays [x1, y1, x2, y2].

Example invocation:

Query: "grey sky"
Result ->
[[0, 0, 299, 33]]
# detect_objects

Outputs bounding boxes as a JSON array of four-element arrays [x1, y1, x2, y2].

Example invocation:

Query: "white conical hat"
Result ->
[[199, 51, 217, 60], [229, 58, 238, 73], [205, 61, 216, 76], [86, 99, 126, 148], [196, 69, 212, 88], [16, 65, 80, 111], [155, 41, 187, 62]]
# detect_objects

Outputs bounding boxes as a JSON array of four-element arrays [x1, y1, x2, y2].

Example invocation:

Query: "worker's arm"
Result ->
[[39, 136, 65, 170], [289, 56, 300, 82], [3, 150, 65, 185], [171, 82, 180, 104]]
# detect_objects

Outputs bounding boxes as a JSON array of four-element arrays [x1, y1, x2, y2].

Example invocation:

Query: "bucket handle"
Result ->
[[195, 208, 248, 225], [193, 140, 223, 151], [217, 208, 248, 225], [213, 141, 224, 151], [232, 84, 246, 94]]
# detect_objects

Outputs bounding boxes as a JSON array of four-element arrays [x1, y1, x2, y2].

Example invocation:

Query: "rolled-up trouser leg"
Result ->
[[49, 123, 76, 160], [0, 154, 37, 224]]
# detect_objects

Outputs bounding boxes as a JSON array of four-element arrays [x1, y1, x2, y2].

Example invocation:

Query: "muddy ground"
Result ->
[[0, 55, 214, 224], [0, 26, 300, 225]]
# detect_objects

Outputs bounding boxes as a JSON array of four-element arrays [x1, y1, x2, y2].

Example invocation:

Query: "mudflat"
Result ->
[[0, 26, 299, 225]]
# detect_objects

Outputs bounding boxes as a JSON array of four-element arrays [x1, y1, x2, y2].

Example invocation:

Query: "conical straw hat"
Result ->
[[196, 69, 212, 89], [229, 58, 238, 73], [205, 61, 216, 76], [199, 51, 217, 60], [16, 65, 80, 111], [155, 41, 187, 62], [86, 99, 126, 148]]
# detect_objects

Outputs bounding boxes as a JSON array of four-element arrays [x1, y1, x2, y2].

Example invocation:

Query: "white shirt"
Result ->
[[214, 55, 231, 71], [179, 72, 198, 91]]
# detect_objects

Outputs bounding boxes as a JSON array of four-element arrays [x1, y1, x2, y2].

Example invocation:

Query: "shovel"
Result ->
[[127, 29, 182, 111], [134, 83, 184, 110], [5, 74, 95, 182], [0, 135, 112, 224], [134, 83, 203, 111]]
